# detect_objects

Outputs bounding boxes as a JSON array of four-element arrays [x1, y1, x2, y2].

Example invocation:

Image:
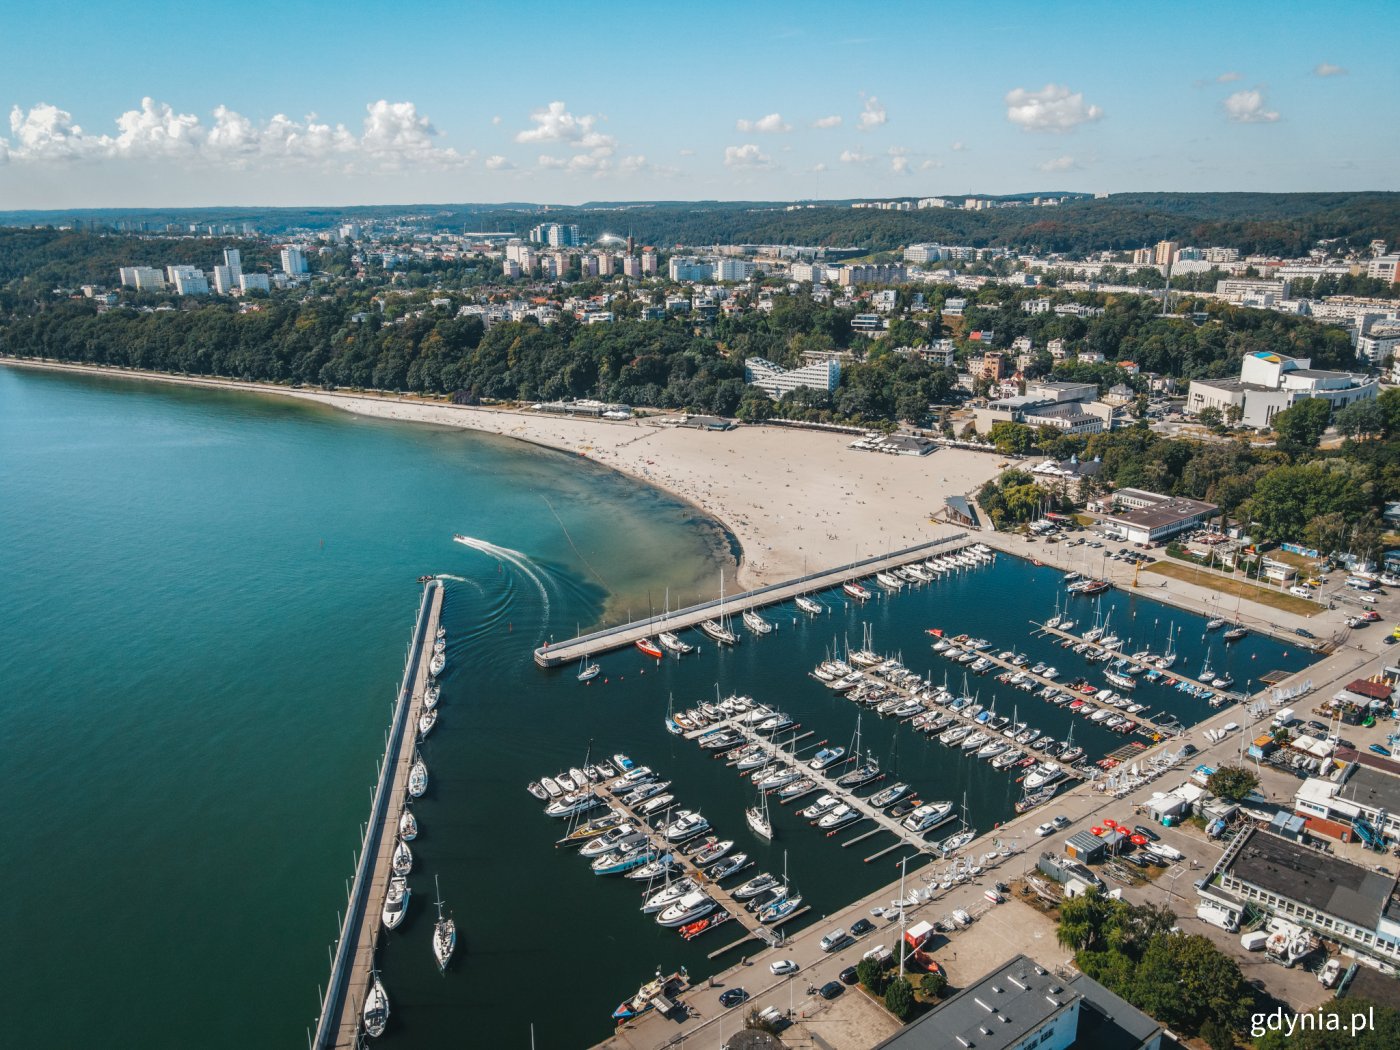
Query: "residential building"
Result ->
[[1091, 488, 1217, 544], [1153, 240, 1179, 266], [1366, 255, 1399, 284], [979, 351, 1007, 380], [640, 248, 659, 275], [1047, 338, 1069, 360], [714, 258, 755, 282], [1357, 321, 1400, 366], [222, 248, 242, 282], [118, 266, 165, 291], [903, 243, 943, 264], [528, 222, 581, 247], [902, 340, 955, 368], [166, 265, 209, 296], [1021, 297, 1051, 314], [668, 257, 713, 282], [238, 273, 270, 294], [835, 263, 906, 287], [790, 261, 826, 282], [1186, 351, 1379, 427], [1199, 826, 1400, 968], [622, 255, 642, 278], [851, 313, 887, 334], [1216, 277, 1289, 305], [744, 356, 840, 399], [501, 259, 522, 280], [595, 252, 614, 277], [280, 247, 308, 275], [873, 953, 1162, 1050], [211, 265, 236, 295], [942, 297, 967, 317]]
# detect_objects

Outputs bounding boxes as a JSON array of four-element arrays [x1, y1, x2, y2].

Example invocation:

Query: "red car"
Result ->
[[1363, 611, 1382, 622]]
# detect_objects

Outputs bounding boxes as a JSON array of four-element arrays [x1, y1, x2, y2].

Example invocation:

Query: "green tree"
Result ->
[[1335, 398, 1387, 441], [919, 970, 948, 999], [989, 420, 1034, 455], [1201, 1017, 1236, 1050], [857, 958, 888, 995], [1255, 998, 1400, 1050], [884, 977, 915, 1021], [1206, 765, 1260, 802], [1273, 398, 1333, 455]]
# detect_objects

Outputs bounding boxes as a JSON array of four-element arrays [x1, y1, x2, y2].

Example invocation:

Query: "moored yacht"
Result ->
[[902, 801, 954, 833], [392, 837, 413, 877], [842, 580, 871, 601], [796, 594, 823, 615], [635, 637, 664, 659], [742, 609, 774, 635], [658, 631, 692, 655], [808, 746, 846, 770], [363, 970, 389, 1038], [398, 805, 418, 841], [700, 619, 738, 645], [733, 873, 778, 899], [642, 877, 697, 914], [663, 811, 711, 843], [408, 754, 428, 798], [382, 875, 410, 931], [657, 889, 717, 927]]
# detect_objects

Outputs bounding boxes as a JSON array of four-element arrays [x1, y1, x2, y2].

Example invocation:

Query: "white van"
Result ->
[[820, 928, 851, 953], [1355, 593, 1379, 605], [1289, 585, 1313, 598]]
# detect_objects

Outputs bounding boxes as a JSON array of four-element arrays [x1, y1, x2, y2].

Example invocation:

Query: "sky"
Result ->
[[0, 0, 1396, 209]]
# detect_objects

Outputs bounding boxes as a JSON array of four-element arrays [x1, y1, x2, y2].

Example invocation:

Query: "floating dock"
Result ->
[[313, 580, 444, 1049], [532, 535, 972, 668]]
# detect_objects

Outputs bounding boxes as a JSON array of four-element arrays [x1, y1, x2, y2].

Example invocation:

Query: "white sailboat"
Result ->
[[432, 874, 456, 973], [700, 571, 739, 644], [577, 652, 600, 682], [363, 968, 389, 1038], [746, 782, 773, 840]]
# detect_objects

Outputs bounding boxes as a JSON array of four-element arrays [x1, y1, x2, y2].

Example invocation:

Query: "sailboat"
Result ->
[[408, 751, 428, 798], [701, 571, 739, 644], [577, 652, 600, 682], [1158, 623, 1178, 669], [757, 850, 802, 924], [742, 608, 774, 635], [363, 968, 390, 1038], [746, 782, 773, 840], [657, 590, 694, 654], [432, 874, 457, 973], [1223, 599, 1247, 642], [939, 793, 976, 853], [796, 593, 823, 615]]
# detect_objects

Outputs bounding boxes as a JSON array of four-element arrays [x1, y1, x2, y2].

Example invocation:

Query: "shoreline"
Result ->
[[1, 357, 1000, 593]]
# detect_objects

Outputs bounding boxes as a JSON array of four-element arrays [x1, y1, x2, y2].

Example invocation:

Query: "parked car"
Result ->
[[770, 959, 799, 976], [1035, 821, 1055, 837], [1051, 814, 1071, 830], [851, 918, 875, 937], [719, 988, 749, 1008], [838, 965, 859, 986], [819, 981, 845, 1000], [1295, 627, 1316, 639], [1133, 824, 1160, 841], [1305, 720, 1329, 735]]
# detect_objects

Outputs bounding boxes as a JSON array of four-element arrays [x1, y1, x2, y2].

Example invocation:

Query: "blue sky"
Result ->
[[1, 0, 1395, 208]]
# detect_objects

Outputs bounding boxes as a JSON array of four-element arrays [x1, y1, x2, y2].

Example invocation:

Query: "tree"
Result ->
[[857, 958, 888, 995], [1201, 1017, 1237, 1050], [1273, 398, 1332, 455], [989, 420, 1034, 455], [884, 977, 915, 1021], [1335, 398, 1387, 441], [1207, 765, 1260, 802], [1056, 889, 1123, 953], [919, 970, 948, 999]]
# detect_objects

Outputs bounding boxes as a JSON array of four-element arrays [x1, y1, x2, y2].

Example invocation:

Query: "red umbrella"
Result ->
[[1130, 834, 1148, 846], [1103, 818, 1118, 828], [1091, 826, 1103, 836]]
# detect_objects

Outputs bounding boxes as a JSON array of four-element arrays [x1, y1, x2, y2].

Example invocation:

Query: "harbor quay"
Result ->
[[533, 535, 972, 668], [314, 580, 444, 1049]]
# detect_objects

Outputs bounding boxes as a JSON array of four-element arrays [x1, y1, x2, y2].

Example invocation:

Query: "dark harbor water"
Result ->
[[0, 366, 1315, 1049]]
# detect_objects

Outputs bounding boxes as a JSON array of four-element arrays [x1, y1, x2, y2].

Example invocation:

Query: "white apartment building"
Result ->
[[211, 265, 236, 295], [1216, 277, 1289, 305], [165, 265, 209, 295], [1021, 297, 1051, 314], [714, 259, 755, 282], [903, 243, 943, 264], [744, 356, 841, 399], [118, 266, 165, 291], [529, 223, 581, 247], [1187, 350, 1379, 427], [238, 273, 270, 294], [1367, 255, 1400, 284], [669, 257, 714, 282], [789, 261, 827, 283], [280, 247, 308, 275]]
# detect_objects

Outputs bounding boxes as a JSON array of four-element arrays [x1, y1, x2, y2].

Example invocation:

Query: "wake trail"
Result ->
[[452, 533, 552, 616]]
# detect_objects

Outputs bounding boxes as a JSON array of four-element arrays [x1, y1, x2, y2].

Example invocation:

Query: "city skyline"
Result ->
[[1, 0, 1396, 209]]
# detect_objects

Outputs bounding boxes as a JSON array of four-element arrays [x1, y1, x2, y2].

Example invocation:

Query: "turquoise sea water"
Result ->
[[0, 367, 1316, 1048]]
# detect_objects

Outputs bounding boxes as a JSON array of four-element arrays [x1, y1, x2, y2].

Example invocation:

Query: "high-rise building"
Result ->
[[167, 265, 210, 295], [640, 248, 658, 275], [1153, 240, 1179, 266], [211, 265, 236, 295], [595, 252, 614, 277], [118, 266, 165, 290], [222, 248, 242, 281], [622, 256, 642, 278], [669, 257, 713, 282], [238, 273, 270, 293], [714, 259, 755, 281], [529, 223, 581, 247], [280, 247, 308, 275]]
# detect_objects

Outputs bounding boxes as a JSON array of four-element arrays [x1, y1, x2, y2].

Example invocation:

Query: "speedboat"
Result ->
[[608, 766, 653, 793], [707, 852, 748, 880], [527, 781, 548, 801], [591, 843, 658, 875], [398, 806, 417, 841], [801, 793, 841, 819], [382, 875, 410, 931], [540, 777, 562, 798], [545, 791, 602, 818], [808, 746, 846, 770], [733, 873, 778, 899], [408, 756, 428, 798], [693, 839, 734, 866], [635, 637, 664, 659], [363, 970, 390, 1038], [392, 838, 413, 877], [869, 782, 911, 808], [657, 890, 717, 928], [816, 804, 859, 829], [639, 793, 676, 816], [902, 801, 954, 833], [579, 826, 640, 859], [755, 712, 795, 735]]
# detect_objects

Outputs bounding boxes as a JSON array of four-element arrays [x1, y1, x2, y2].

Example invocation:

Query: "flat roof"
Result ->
[[1336, 763, 1400, 818], [1098, 495, 1217, 531], [1065, 973, 1164, 1050], [1347, 962, 1400, 1011], [1226, 828, 1395, 929]]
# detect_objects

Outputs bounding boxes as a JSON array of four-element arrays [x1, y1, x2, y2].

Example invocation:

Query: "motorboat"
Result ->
[[658, 631, 692, 655], [557, 771, 578, 792], [977, 740, 1008, 760], [639, 793, 676, 816], [382, 875, 410, 931], [796, 594, 823, 615], [612, 970, 684, 1023], [818, 805, 861, 830], [657, 889, 718, 928], [635, 637, 664, 659], [392, 838, 413, 877], [808, 746, 846, 770], [408, 755, 428, 798], [888, 797, 920, 818], [398, 806, 417, 841], [642, 877, 698, 914], [734, 873, 779, 899], [363, 970, 389, 1038], [527, 781, 548, 801], [842, 581, 871, 601], [546, 791, 602, 818], [663, 811, 711, 843], [622, 780, 671, 804], [707, 852, 748, 880], [612, 753, 636, 772], [418, 706, 439, 738], [579, 826, 641, 859], [591, 843, 658, 876], [608, 766, 654, 793], [693, 839, 734, 866], [627, 854, 681, 881], [755, 712, 795, 735], [801, 793, 841, 819], [902, 801, 954, 833], [755, 767, 802, 791], [742, 609, 774, 635], [540, 777, 562, 798]]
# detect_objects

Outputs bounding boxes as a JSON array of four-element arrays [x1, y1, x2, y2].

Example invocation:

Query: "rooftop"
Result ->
[[1226, 828, 1395, 929], [1098, 494, 1217, 531], [1336, 763, 1400, 820]]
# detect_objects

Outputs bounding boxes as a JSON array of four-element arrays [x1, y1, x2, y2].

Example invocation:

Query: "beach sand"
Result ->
[[1, 360, 1006, 592]]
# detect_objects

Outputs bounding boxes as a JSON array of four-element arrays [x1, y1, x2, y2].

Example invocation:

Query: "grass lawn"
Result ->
[[1142, 561, 1323, 616]]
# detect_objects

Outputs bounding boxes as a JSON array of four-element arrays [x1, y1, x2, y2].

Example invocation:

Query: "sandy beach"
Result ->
[[2, 359, 1005, 591]]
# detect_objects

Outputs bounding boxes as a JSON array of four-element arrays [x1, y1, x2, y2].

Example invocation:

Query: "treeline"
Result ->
[[977, 393, 1400, 559]]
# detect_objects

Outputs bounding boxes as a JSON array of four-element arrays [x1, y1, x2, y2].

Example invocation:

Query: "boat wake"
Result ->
[[453, 533, 551, 616]]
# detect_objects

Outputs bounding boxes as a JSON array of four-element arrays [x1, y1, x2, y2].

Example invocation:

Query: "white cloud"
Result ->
[[839, 148, 870, 164], [723, 143, 772, 168], [514, 100, 615, 157], [537, 154, 567, 169], [678, 148, 695, 157], [1223, 89, 1280, 123], [1039, 154, 1078, 172], [919, 159, 943, 171], [1004, 83, 1103, 132], [3, 97, 461, 172], [485, 154, 514, 170], [1217, 71, 1243, 83], [491, 115, 502, 125], [736, 112, 791, 134], [810, 162, 827, 173], [1314, 62, 1348, 77], [888, 146, 910, 174], [950, 140, 967, 152], [857, 96, 887, 131], [812, 114, 842, 129]]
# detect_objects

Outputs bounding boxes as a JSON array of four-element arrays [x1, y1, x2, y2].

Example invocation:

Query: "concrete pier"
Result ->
[[533, 535, 973, 668], [313, 580, 445, 1049]]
